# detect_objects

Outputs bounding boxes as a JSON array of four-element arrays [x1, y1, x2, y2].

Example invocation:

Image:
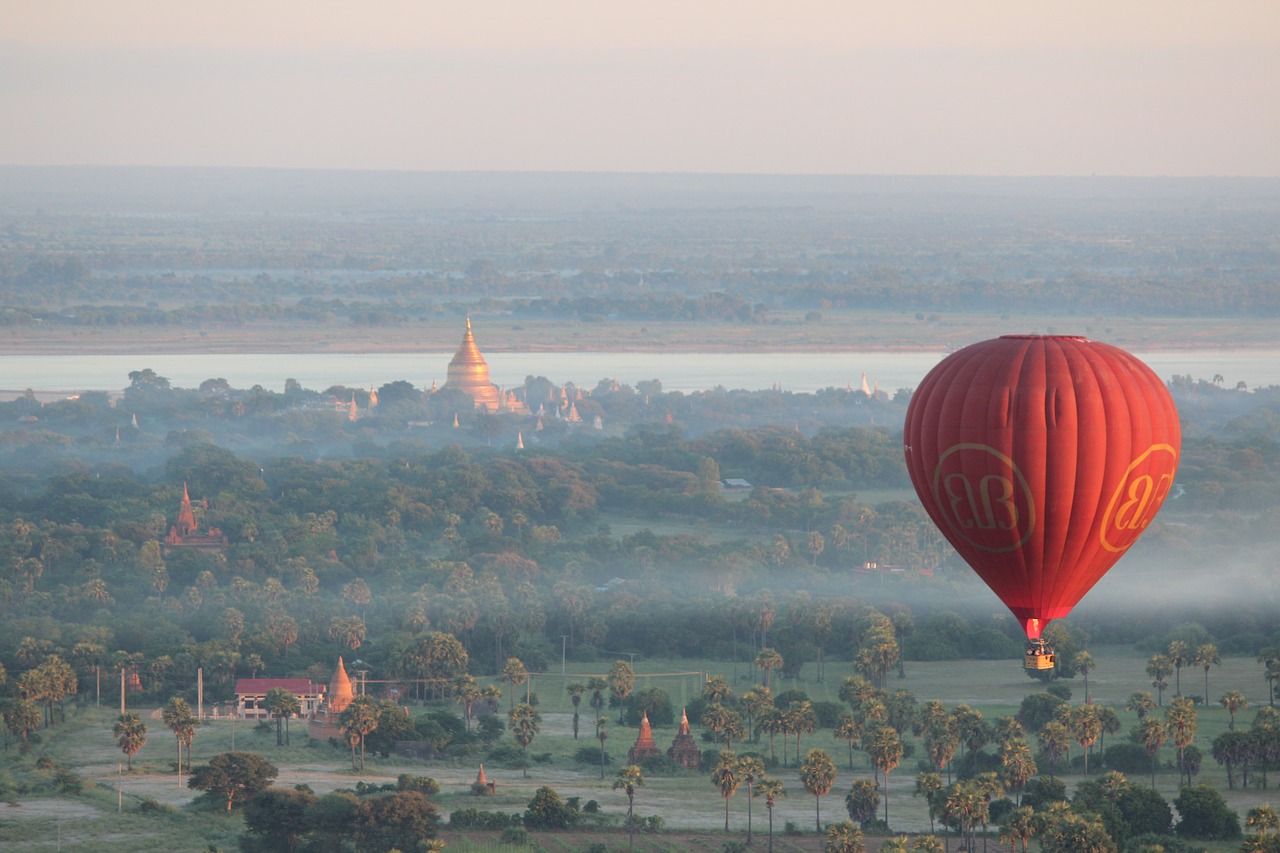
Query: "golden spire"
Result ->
[[329, 657, 354, 713], [442, 319, 501, 411]]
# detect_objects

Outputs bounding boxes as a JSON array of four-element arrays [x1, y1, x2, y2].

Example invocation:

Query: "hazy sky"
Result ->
[[4, 0, 1279, 175]]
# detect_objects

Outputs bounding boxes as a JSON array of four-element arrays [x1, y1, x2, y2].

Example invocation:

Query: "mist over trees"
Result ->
[[0, 360, 1277, 710]]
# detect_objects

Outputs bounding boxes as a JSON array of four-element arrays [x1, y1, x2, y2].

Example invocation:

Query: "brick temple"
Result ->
[[667, 708, 702, 770], [627, 711, 662, 764]]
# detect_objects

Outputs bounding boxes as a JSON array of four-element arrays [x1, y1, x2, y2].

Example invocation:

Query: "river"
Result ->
[[1, 349, 1276, 398]]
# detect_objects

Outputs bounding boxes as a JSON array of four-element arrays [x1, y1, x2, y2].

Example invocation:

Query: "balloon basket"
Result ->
[[1024, 639, 1056, 671]]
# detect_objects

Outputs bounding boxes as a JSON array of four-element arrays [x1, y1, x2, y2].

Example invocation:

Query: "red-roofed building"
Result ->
[[233, 677, 325, 720]]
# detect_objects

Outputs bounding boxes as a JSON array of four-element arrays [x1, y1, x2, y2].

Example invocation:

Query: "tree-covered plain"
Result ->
[[2, 172, 1277, 333]]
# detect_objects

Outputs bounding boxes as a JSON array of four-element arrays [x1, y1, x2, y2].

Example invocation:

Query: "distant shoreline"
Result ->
[[0, 312, 1270, 356]]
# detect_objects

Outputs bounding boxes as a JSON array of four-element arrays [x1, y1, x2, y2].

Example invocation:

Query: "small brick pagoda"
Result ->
[[627, 711, 662, 764], [161, 483, 227, 554], [667, 708, 701, 770]]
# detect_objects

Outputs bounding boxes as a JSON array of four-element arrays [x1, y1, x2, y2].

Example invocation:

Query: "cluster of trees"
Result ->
[[233, 767, 444, 852]]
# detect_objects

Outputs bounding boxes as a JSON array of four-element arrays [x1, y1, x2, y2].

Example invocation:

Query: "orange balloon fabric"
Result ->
[[903, 336, 1180, 639]]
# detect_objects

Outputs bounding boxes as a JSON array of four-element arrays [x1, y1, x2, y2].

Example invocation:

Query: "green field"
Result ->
[[1, 647, 1273, 852]]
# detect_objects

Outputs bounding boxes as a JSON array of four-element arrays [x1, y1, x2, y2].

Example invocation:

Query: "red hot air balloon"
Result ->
[[903, 335, 1179, 667]]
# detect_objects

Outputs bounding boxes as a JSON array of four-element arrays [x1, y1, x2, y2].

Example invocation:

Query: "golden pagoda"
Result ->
[[441, 319, 502, 411], [307, 657, 355, 741]]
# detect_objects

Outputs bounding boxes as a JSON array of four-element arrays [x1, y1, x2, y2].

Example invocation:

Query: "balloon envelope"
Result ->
[[903, 335, 1180, 639]]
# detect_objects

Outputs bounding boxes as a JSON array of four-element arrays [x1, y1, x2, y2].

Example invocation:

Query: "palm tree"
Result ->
[[741, 686, 773, 742], [867, 727, 903, 827], [755, 777, 785, 853], [880, 836, 910, 853], [1194, 643, 1221, 706], [711, 750, 741, 831], [263, 687, 301, 747], [1221, 689, 1249, 730], [942, 782, 987, 852], [703, 675, 734, 705], [161, 697, 196, 785], [1000, 805, 1038, 853], [339, 695, 378, 770], [824, 820, 865, 853], [596, 716, 609, 780], [454, 674, 481, 731], [566, 682, 586, 739], [799, 748, 837, 832], [500, 657, 528, 710], [787, 700, 817, 764], [1167, 641, 1189, 697], [1097, 706, 1121, 755], [1139, 716, 1167, 788], [612, 764, 644, 849], [1126, 690, 1156, 720], [755, 647, 783, 690], [1247, 804, 1279, 837], [914, 772, 943, 834], [1038, 721, 1070, 779], [608, 660, 636, 723], [114, 712, 146, 770], [738, 754, 766, 843], [999, 739, 1037, 805], [508, 703, 541, 778], [1165, 695, 1198, 786], [1258, 646, 1280, 707], [1073, 651, 1095, 703], [834, 713, 862, 769], [3, 699, 41, 751], [1068, 704, 1102, 776], [1147, 655, 1173, 705], [587, 676, 608, 731]]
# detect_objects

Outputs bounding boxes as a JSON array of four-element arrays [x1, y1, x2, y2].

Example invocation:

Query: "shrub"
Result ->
[[138, 797, 179, 815], [486, 743, 525, 766], [1021, 776, 1067, 812], [1102, 742, 1152, 774], [1016, 693, 1067, 733], [723, 842, 748, 853], [448, 807, 518, 830], [624, 687, 673, 727], [811, 701, 844, 728], [1117, 786, 1173, 837], [524, 786, 577, 830], [1046, 683, 1072, 701], [575, 746, 607, 765], [638, 755, 676, 776], [396, 774, 439, 796], [1174, 784, 1240, 839], [500, 826, 529, 845]]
